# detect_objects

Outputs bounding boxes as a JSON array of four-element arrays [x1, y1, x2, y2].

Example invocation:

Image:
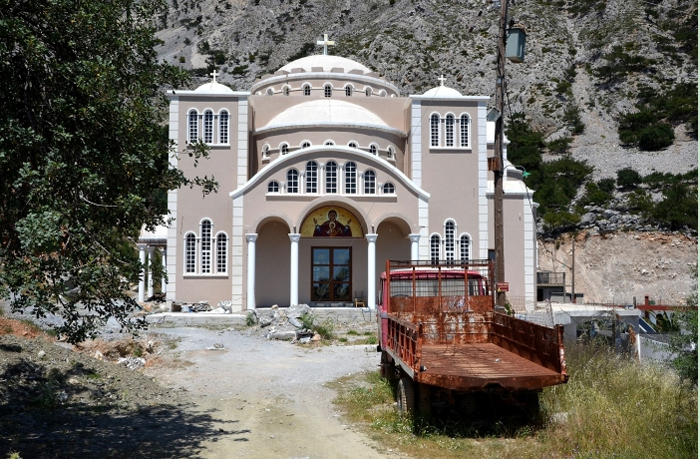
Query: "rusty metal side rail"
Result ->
[[386, 314, 423, 376], [491, 312, 568, 377]]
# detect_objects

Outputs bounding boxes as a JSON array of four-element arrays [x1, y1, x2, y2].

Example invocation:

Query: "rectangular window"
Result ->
[[185, 235, 196, 273], [216, 234, 227, 273], [344, 163, 356, 194], [445, 116, 454, 147], [219, 112, 229, 144], [326, 163, 337, 193], [311, 247, 351, 302], [203, 111, 213, 144]]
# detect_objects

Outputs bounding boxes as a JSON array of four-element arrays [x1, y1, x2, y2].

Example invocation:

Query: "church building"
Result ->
[[161, 38, 537, 311]]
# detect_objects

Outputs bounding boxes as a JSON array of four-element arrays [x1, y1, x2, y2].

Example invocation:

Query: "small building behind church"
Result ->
[[159, 41, 538, 311]]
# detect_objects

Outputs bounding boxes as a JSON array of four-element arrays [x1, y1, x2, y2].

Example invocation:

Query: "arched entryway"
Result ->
[[255, 219, 291, 307]]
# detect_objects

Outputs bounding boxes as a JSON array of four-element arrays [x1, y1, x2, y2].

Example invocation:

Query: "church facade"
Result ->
[[164, 48, 537, 311]]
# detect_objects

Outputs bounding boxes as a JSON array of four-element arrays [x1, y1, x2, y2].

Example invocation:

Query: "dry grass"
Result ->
[[333, 343, 698, 459]]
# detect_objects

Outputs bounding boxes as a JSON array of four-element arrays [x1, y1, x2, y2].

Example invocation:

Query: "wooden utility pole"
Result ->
[[494, 0, 509, 307]]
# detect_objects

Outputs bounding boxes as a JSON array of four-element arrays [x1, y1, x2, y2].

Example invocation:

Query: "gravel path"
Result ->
[[145, 325, 396, 459]]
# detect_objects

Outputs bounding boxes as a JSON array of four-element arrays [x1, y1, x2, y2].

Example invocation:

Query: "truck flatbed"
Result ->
[[417, 342, 566, 391]]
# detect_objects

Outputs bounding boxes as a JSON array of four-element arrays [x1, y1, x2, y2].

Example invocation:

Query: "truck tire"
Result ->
[[397, 376, 415, 414]]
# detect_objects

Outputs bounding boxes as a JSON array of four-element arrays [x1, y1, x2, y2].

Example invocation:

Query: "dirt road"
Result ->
[[146, 326, 395, 458]]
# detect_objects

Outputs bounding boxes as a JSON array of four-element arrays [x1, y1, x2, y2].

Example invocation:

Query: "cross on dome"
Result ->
[[316, 34, 335, 55], [438, 75, 447, 86], [210, 70, 219, 82]]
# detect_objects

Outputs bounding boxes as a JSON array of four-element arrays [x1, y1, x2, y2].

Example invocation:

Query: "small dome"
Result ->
[[194, 80, 235, 94], [279, 55, 371, 74], [422, 85, 462, 98], [265, 100, 389, 128]]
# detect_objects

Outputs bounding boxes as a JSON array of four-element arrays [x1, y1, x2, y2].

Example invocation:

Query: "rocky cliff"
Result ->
[[154, 0, 697, 180]]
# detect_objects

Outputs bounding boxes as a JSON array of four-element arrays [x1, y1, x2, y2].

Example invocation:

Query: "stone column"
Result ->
[[289, 233, 301, 306], [147, 247, 155, 299], [160, 248, 167, 293], [366, 233, 378, 310], [409, 233, 421, 261], [138, 245, 146, 302], [245, 234, 258, 310]]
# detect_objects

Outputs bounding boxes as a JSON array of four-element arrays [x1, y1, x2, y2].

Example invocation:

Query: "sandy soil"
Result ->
[[539, 232, 697, 305]]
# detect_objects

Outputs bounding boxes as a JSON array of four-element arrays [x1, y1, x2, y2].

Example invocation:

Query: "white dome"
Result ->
[[194, 80, 235, 94], [279, 55, 371, 74], [265, 100, 389, 128], [422, 85, 463, 98]]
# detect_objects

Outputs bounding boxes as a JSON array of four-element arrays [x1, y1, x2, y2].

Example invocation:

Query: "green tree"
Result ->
[[0, 0, 214, 343], [666, 267, 698, 384]]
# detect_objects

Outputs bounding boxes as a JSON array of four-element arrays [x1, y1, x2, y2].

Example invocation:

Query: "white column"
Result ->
[[409, 233, 421, 261], [246, 234, 258, 310], [147, 247, 155, 299], [289, 233, 301, 306], [138, 245, 146, 302], [366, 234, 378, 310], [160, 248, 167, 293]]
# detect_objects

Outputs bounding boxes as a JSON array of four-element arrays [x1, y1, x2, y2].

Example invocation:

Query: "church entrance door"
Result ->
[[311, 247, 351, 301]]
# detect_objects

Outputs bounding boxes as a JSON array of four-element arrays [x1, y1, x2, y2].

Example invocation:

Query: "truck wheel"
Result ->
[[397, 376, 415, 414]]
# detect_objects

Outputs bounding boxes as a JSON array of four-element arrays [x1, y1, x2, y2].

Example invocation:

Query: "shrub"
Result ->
[[546, 136, 572, 154], [638, 123, 674, 150], [616, 168, 642, 189], [652, 183, 698, 230], [598, 178, 616, 193], [579, 182, 613, 206]]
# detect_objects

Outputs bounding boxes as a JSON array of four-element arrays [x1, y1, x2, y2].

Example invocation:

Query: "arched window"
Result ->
[[345, 85, 353, 96], [344, 162, 357, 194], [325, 161, 337, 193], [283, 85, 290, 96], [200, 219, 212, 274], [460, 114, 471, 147], [268, 180, 280, 193], [348, 142, 358, 148], [219, 110, 229, 144], [280, 143, 289, 155], [287, 169, 299, 193], [378, 89, 387, 97], [364, 170, 376, 194], [262, 144, 270, 157], [203, 110, 213, 144], [303, 84, 311, 96], [445, 114, 454, 147], [460, 234, 471, 262], [365, 87, 372, 97], [216, 233, 228, 273], [306, 161, 318, 193], [187, 109, 198, 143], [266, 88, 273, 95], [301, 141, 311, 149], [430, 114, 440, 147], [324, 84, 332, 98], [444, 220, 455, 263], [430, 235, 441, 264], [184, 233, 196, 273], [369, 144, 378, 155], [387, 146, 395, 159], [324, 140, 335, 146], [383, 182, 395, 194]]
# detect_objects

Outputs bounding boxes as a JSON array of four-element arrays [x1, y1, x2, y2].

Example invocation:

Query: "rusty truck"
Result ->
[[377, 259, 568, 418]]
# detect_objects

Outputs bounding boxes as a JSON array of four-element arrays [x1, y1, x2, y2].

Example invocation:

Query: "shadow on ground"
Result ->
[[0, 355, 246, 458]]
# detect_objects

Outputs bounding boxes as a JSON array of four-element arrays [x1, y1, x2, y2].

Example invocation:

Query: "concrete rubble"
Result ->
[[248, 304, 322, 343]]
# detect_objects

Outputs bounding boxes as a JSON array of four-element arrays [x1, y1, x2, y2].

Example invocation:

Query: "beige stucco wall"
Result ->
[[171, 95, 243, 303]]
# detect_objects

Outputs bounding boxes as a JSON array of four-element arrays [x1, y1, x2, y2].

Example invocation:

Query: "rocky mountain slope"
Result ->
[[154, 0, 697, 180]]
